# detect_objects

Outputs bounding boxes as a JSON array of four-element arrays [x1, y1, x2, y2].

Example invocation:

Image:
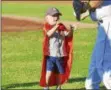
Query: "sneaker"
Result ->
[[56, 86, 61, 90], [44, 87, 49, 90]]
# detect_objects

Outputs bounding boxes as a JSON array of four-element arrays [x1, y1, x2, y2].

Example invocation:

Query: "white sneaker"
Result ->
[[44, 87, 49, 90], [56, 86, 61, 90]]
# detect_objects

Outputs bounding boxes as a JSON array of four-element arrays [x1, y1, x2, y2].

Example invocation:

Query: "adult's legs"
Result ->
[[85, 49, 101, 89], [86, 20, 111, 89], [85, 22, 106, 89], [101, 20, 111, 89], [103, 71, 111, 89]]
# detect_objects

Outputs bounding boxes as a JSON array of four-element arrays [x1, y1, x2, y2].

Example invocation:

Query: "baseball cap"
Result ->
[[45, 7, 62, 16]]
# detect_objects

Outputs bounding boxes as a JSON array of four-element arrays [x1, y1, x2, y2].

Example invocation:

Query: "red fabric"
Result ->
[[40, 22, 73, 87], [57, 23, 66, 31]]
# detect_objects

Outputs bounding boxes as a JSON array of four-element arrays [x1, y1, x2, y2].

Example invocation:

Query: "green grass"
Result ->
[[2, 2, 93, 23], [2, 31, 43, 89], [2, 28, 106, 89]]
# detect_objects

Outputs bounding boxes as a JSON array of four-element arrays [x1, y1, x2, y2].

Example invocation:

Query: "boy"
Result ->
[[40, 7, 74, 90]]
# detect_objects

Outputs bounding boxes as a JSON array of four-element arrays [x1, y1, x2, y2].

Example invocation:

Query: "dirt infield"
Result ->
[[2, 16, 44, 32], [2, 1, 97, 32], [2, 15, 96, 32]]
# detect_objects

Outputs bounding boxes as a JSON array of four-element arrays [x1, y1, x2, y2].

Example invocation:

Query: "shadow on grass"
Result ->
[[2, 77, 86, 89], [2, 77, 106, 89], [68, 77, 86, 83], [77, 86, 106, 90], [68, 77, 106, 90], [2, 81, 39, 89]]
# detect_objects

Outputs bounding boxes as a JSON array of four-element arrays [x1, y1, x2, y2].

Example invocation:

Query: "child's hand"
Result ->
[[69, 24, 77, 31], [65, 24, 77, 37], [54, 21, 61, 31], [57, 22, 66, 32], [55, 23, 59, 31], [56, 21, 61, 26]]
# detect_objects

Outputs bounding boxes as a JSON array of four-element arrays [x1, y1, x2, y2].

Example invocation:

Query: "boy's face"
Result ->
[[46, 14, 60, 25]]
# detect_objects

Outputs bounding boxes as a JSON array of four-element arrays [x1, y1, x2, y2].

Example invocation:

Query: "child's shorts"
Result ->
[[46, 56, 64, 74]]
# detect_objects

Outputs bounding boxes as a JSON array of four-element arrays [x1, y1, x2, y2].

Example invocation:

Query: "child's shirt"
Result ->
[[49, 30, 68, 57], [44, 23, 69, 57]]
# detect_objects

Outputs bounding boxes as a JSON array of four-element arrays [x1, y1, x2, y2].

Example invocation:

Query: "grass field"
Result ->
[[2, 1, 105, 89], [2, 1, 93, 23], [2, 28, 100, 89]]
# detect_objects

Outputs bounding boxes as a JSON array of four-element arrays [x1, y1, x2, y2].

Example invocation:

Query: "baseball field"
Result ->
[[1, 1, 105, 89]]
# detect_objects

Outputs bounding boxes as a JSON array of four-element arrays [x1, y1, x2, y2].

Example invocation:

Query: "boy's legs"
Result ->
[[45, 56, 54, 89], [56, 74, 62, 90], [45, 56, 64, 89], [45, 71, 52, 89], [55, 57, 64, 90]]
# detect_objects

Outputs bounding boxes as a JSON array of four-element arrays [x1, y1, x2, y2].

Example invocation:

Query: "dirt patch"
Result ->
[[2, 15, 96, 32], [2, 1, 96, 32], [2, 17, 43, 32], [2, 15, 44, 32]]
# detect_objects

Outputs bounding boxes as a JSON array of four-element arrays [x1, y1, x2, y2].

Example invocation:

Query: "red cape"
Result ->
[[40, 23, 73, 87]]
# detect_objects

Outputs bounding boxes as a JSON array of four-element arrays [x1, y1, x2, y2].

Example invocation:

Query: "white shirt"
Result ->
[[49, 31, 68, 57], [90, 1, 111, 21]]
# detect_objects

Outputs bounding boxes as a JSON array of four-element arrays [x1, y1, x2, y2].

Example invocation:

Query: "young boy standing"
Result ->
[[40, 7, 74, 90]]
